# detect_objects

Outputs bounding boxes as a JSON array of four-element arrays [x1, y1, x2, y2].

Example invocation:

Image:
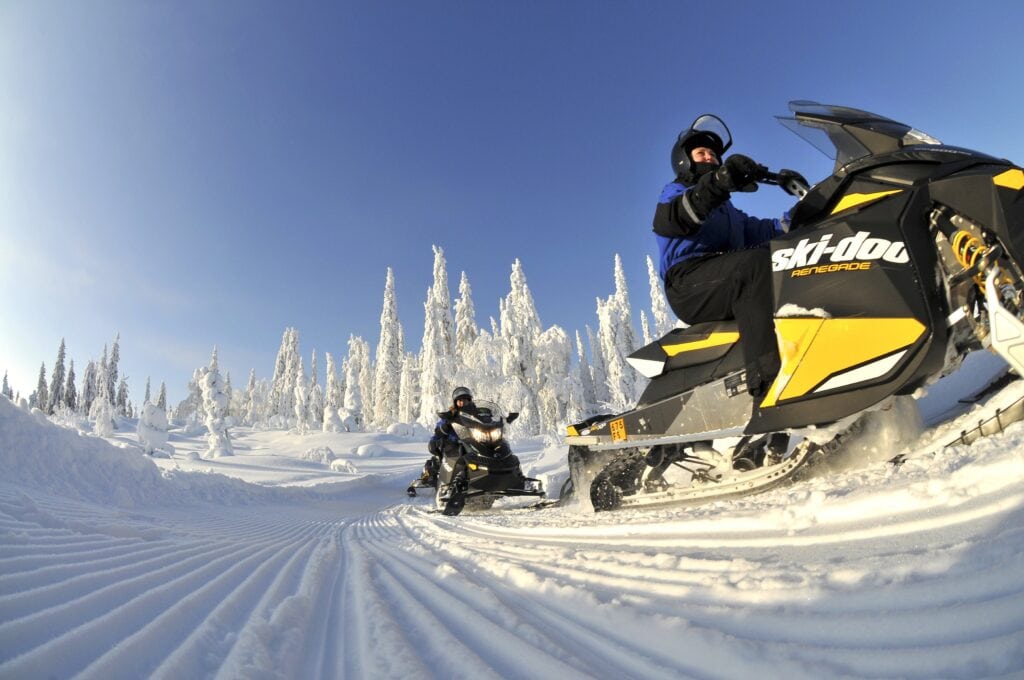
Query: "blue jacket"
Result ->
[[428, 417, 459, 456], [653, 180, 782, 279]]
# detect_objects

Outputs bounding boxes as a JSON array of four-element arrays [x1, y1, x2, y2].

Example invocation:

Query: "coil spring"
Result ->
[[951, 230, 987, 284]]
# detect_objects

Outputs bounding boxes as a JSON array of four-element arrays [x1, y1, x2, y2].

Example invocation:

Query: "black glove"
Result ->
[[716, 154, 768, 192], [676, 155, 767, 225]]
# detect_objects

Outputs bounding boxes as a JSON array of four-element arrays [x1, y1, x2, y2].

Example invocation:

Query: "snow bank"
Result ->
[[0, 397, 282, 508]]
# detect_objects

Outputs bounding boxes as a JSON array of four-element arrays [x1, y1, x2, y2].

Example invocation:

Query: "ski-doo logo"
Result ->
[[772, 231, 909, 275]]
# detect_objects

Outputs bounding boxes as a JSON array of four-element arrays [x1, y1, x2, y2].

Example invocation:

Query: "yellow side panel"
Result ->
[[566, 425, 580, 436], [994, 168, 1024, 191], [830, 189, 902, 215], [663, 332, 740, 356], [761, 317, 926, 407], [760, 318, 823, 407]]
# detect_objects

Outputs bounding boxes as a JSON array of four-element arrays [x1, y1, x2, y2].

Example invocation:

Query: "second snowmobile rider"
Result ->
[[652, 114, 805, 398], [419, 386, 476, 485]]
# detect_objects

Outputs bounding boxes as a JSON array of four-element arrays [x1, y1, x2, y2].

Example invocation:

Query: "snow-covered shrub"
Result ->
[[137, 403, 173, 457], [330, 459, 358, 473], [301, 446, 336, 464], [351, 443, 387, 458], [90, 399, 115, 437]]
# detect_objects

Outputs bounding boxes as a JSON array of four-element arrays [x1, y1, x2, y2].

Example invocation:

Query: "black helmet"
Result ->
[[671, 114, 733, 184], [452, 386, 473, 404]]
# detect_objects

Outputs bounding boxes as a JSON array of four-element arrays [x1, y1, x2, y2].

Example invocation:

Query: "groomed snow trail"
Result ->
[[2, 391, 1024, 678]]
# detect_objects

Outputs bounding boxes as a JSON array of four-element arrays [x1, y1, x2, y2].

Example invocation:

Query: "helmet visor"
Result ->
[[679, 114, 733, 157]]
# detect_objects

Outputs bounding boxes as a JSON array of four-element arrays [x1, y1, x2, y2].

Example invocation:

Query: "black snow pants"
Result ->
[[663, 247, 780, 397]]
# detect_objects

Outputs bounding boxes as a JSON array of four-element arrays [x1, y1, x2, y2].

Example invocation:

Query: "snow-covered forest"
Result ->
[[4, 247, 673, 443]]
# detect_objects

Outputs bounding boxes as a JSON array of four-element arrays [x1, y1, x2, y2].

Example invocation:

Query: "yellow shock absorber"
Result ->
[[951, 230, 987, 285]]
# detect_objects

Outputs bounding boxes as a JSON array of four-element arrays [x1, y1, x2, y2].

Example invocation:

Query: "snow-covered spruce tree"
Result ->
[[242, 369, 259, 426], [293, 355, 309, 434], [646, 254, 676, 338], [200, 348, 233, 457], [341, 335, 370, 431], [325, 352, 344, 409], [306, 351, 323, 430], [157, 381, 168, 411], [575, 330, 597, 415], [417, 245, 455, 425], [454, 271, 478, 359], [640, 310, 652, 346], [33, 363, 48, 412], [269, 327, 301, 428], [500, 259, 542, 386], [88, 350, 116, 435], [596, 255, 645, 412], [322, 352, 344, 432], [46, 339, 66, 415], [397, 352, 420, 423], [224, 372, 234, 418], [534, 326, 584, 433], [497, 374, 538, 437], [63, 360, 77, 411], [372, 268, 403, 428], [357, 341, 374, 428], [107, 335, 120, 408], [458, 325, 504, 403], [586, 324, 610, 406], [451, 272, 498, 396], [2, 372, 12, 400], [81, 360, 98, 415], [174, 368, 205, 425], [144, 377, 151, 405], [116, 377, 129, 417], [95, 345, 112, 413], [308, 380, 324, 431]]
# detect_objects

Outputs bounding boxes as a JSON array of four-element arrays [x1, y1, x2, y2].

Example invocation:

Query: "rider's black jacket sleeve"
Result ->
[[653, 196, 701, 237]]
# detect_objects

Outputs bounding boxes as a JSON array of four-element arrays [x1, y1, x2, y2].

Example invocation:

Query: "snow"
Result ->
[[2, 358, 1024, 679]]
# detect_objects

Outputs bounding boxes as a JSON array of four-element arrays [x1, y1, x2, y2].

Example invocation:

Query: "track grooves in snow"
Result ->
[[2, 382, 1024, 679]]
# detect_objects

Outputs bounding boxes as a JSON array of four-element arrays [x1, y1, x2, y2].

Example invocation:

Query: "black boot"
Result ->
[[765, 432, 790, 465], [644, 444, 686, 490]]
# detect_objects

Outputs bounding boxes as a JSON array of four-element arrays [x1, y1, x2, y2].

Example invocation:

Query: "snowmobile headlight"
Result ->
[[471, 427, 503, 443]]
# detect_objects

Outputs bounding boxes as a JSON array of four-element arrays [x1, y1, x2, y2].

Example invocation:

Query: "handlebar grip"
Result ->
[[764, 171, 809, 199]]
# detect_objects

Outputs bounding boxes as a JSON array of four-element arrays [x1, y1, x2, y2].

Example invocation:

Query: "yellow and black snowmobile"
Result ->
[[564, 101, 1024, 511]]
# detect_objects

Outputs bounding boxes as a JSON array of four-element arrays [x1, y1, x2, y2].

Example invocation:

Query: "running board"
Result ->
[[565, 373, 753, 447], [566, 426, 747, 451]]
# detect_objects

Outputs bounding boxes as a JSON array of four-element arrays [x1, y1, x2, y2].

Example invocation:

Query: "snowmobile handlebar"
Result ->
[[762, 171, 810, 199]]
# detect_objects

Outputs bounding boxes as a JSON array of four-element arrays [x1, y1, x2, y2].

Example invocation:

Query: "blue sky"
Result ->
[[2, 1, 1023, 407]]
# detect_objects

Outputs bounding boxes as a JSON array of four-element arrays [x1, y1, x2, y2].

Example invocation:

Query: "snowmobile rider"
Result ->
[[653, 116, 805, 398], [418, 386, 475, 486]]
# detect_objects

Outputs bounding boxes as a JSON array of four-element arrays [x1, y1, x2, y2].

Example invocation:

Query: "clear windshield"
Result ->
[[777, 100, 942, 170], [456, 400, 505, 427], [451, 399, 506, 441]]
